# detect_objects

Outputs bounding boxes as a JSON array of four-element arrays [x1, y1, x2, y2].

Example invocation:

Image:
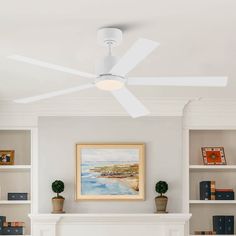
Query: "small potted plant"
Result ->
[[155, 181, 168, 213], [51, 180, 65, 214]]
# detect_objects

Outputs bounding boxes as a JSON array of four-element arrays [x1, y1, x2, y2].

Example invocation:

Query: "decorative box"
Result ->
[[8, 193, 28, 201], [2, 226, 23, 235]]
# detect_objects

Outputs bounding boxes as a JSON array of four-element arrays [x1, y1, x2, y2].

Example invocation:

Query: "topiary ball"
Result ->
[[52, 180, 64, 194], [155, 181, 168, 195]]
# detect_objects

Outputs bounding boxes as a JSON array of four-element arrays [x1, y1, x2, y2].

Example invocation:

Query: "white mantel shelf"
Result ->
[[30, 213, 191, 236], [30, 213, 191, 223]]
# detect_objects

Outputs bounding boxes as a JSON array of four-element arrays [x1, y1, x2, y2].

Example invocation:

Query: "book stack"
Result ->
[[216, 189, 235, 200], [200, 181, 216, 200], [213, 215, 234, 234], [0, 216, 24, 235], [200, 181, 234, 200], [194, 230, 216, 235]]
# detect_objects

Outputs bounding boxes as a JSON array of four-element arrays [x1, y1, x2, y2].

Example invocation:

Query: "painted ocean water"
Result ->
[[81, 161, 138, 195]]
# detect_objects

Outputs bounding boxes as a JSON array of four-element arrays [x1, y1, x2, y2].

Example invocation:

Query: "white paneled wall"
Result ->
[[38, 117, 183, 213]]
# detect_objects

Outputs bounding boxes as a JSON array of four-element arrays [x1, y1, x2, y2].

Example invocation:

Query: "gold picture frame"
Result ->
[[76, 144, 145, 200], [0, 150, 15, 165]]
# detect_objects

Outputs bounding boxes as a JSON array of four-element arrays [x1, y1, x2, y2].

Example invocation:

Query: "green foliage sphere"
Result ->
[[155, 181, 168, 195], [52, 180, 64, 197]]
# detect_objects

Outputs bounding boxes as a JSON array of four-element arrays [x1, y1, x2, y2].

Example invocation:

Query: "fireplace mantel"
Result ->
[[30, 213, 191, 236]]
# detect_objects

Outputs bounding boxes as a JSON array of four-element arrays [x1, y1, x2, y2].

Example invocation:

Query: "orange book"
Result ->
[[3, 222, 25, 227], [211, 181, 216, 200], [216, 189, 234, 192]]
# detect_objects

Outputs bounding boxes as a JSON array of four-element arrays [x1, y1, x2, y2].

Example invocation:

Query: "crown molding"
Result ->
[[0, 97, 189, 127], [0, 97, 190, 127], [184, 98, 236, 128], [3, 97, 236, 129]]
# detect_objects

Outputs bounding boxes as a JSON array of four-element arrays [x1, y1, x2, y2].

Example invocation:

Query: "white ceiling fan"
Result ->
[[8, 28, 228, 118]]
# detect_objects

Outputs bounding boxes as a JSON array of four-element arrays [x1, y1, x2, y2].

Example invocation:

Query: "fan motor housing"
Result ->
[[96, 55, 119, 75]]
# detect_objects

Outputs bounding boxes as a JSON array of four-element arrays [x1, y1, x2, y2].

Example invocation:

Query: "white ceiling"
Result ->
[[0, 0, 235, 102]]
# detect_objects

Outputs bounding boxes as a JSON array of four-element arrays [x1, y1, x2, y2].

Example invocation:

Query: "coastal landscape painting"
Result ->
[[76, 144, 145, 200]]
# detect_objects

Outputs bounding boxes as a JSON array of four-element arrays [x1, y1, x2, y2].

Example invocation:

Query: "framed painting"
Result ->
[[201, 147, 226, 165], [0, 150, 15, 165], [76, 144, 145, 200]]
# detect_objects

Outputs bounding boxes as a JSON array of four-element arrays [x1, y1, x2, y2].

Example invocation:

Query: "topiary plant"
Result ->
[[52, 180, 65, 199], [155, 181, 168, 197]]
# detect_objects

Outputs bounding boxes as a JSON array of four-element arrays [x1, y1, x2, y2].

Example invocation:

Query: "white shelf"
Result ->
[[189, 165, 236, 171], [0, 165, 31, 172], [0, 200, 31, 205], [190, 200, 236, 204]]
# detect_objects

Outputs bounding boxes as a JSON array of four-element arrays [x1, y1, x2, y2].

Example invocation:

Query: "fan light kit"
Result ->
[[95, 75, 125, 91], [8, 27, 228, 118]]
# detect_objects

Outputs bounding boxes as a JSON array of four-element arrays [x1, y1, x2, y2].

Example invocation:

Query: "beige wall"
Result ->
[[38, 116, 183, 213]]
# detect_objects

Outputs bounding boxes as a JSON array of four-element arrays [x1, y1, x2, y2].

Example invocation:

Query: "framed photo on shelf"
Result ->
[[76, 143, 145, 200], [201, 147, 226, 165], [0, 150, 15, 165]]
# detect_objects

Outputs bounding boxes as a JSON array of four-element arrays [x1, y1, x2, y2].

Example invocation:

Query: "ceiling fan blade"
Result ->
[[128, 76, 228, 87], [109, 38, 159, 76], [8, 55, 96, 78], [14, 83, 95, 103], [111, 87, 149, 118]]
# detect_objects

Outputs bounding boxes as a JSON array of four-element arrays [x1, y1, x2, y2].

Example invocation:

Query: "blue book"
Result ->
[[0, 216, 6, 235], [216, 191, 235, 200], [213, 215, 225, 234], [2, 226, 23, 235], [200, 181, 211, 200], [8, 193, 28, 201], [225, 216, 234, 234]]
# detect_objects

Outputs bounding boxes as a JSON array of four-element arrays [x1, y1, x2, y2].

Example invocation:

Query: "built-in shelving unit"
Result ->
[[0, 130, 33, 235], [187, 130, 236, 235]]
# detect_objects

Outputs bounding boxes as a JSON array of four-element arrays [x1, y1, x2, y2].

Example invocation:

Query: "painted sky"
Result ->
[[81, 148, 139, 162]]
